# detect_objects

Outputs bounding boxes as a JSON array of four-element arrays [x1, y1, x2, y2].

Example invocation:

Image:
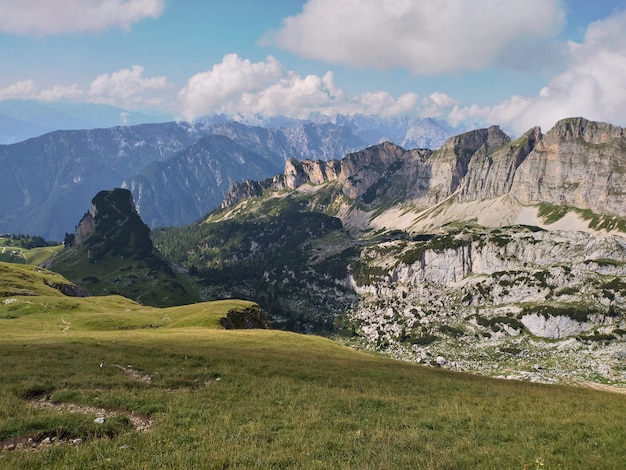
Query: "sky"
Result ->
[[1, 0, 626, 134]]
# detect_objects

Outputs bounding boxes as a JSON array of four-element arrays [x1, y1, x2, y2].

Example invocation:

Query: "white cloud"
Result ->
[[448, 10, 626, 134], [0, 79, 40, 100], [421, 92, 458, 119], [341, 90, 419, 117], [177, 54, 423, 121], [267, 0, 565, 75], [0, 66, 169, 109], [88, 65, 169, 107], [0, 0, 164, 35], [177, 54, 286, 121], [39, 84, 84, 101], [0, 79, 84, 101]]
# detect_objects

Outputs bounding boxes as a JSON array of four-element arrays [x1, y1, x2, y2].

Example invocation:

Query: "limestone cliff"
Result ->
[[510, 117, 626, 216], [421, 125, 511, 205], [74, 204, 97, 245], [346, 225, 626, 383], [221, 117, 626, 226]]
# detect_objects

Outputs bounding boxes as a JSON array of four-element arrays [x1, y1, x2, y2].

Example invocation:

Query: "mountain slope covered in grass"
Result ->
[[0, 261, 625, 469]]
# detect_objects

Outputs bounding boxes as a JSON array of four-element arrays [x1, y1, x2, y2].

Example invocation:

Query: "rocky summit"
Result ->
[[161, 117, 626, 388], [46, 188, 199, 308]]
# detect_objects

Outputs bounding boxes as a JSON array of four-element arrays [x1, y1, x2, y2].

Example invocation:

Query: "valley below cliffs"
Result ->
[[156, 117, 626, 388]]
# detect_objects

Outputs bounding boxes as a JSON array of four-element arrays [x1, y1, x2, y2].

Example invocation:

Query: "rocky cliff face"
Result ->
[[70, 188, 152, 260], [74, 204, 97, 245], [283, 141, 407, 199], [223, 118, 626, 225], [345, 225, 626, 384], [510, 118, 626, 216]]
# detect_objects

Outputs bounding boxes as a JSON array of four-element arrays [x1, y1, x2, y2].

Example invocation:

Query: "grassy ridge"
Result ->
[[1, 265, 626, 468]]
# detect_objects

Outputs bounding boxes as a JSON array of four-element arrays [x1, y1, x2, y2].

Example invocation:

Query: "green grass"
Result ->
[[0, 262, 78, 298], [1, 264, 626, 469], [49, 246, 200, 308], [0, 244, 63, 265], [537, 203, 626, 232]]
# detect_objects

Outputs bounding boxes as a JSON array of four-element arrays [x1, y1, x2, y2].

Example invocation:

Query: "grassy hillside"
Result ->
[[0, 235, 63, 265], [1, 263, 625, 468]]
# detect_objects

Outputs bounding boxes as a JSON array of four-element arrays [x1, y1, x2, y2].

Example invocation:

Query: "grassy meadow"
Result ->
[[1, 262, 626, 469], [0, 243, 64, 266]]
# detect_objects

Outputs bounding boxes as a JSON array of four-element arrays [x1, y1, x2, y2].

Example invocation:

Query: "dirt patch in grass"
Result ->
[[574, 380, 626, 395], [0, 398, 153, 453], [31, 398, 153, 432], [113, 363, 152, 383]]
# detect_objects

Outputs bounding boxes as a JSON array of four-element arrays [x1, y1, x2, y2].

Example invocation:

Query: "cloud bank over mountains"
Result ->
[[1, 0, 626, 135], [176, 54, 422, 122]]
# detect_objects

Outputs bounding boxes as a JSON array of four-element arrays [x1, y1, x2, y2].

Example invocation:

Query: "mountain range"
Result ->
[[0, 99, 171, 145], [230, 116, 625, 230], [152, 116, 626, 385], [0, 105, 458, 240], [2, 110, 625, 384]]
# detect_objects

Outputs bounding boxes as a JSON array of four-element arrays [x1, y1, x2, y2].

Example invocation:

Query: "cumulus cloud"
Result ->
[[39, 84, 84, 101], [0, 0, 164, 35], [0, 79, 40, 100], [0, 79, 84, 101], [177, 54, 286, 121], [421, 92, 458, 119], [0, 66, 169, 109], [448, 10, 626, 134], [267, 0, 565, 75], [177, 54, 423, 121], [89, 65, 169, 107]]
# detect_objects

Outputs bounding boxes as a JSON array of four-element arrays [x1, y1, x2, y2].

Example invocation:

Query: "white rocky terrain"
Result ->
[[341, 226, 626, 388]]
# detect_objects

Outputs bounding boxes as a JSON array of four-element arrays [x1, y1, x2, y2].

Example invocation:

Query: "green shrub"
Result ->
[[439, 325, 464, 337], [577, 333, 616, 342], [476, 315, 525, 332], [219, 306, 270, 329], [520, 303, 598, 323]]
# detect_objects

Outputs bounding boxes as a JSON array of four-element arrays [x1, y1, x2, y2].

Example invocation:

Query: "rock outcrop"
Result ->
[[74, 205, 97, 245], [50, 188, 200, 307]]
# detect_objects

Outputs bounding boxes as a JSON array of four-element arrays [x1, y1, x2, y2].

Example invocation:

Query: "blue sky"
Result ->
[[1, 0, 626, 133]]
